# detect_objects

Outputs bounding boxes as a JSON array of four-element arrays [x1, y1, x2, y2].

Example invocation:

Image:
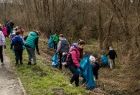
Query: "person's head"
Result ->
[[16, 31, 20, 35], [34, 31, 40, 36], [78, 39, 85, 49], [109, 46, 113, 50], [14, 26, 19, 31], [59, 34, 64, 37]]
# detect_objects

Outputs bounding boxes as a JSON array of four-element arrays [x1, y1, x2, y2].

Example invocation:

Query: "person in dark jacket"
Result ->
[[107, 46, 117, 69], [25, 31, 40, 65], [11, 31, 24, 65], [57, 34, 69, 70]]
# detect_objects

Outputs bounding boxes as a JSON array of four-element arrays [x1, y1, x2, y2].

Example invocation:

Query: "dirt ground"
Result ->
[[0, 55, 25, 95]]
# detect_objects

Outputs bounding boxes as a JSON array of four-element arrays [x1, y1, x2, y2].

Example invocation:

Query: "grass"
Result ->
[[5, 38, 87, 95]]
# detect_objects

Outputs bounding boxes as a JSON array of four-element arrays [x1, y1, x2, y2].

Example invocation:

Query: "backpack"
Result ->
[[65, 49, 77, 67], [60, 39, 69, 53]]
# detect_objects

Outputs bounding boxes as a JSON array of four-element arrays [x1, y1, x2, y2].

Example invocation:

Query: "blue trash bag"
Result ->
[[80, 54, 96, 90], [48, 35, 54, 49], [51, 53, 59, 68], [101, 54, 108, 65]]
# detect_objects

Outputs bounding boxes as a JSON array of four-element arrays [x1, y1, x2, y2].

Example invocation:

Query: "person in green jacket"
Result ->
[[52, 33, 59, 50], [25, 31, 40, 65]]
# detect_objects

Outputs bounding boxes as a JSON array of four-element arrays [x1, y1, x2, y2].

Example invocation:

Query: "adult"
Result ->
[[57, 34, 69, 69], [25, 31, 40, 65]]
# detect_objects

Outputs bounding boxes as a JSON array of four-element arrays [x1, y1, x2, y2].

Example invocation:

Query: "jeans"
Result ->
[[26, 47, 36, 64]]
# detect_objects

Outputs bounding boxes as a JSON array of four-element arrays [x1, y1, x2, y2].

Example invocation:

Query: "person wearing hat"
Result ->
[[0, 24, 6, 65], [25, 31, 40, 65]]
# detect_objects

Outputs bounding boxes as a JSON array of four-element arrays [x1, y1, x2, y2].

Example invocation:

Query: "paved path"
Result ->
[[0, 55, 25, 95]]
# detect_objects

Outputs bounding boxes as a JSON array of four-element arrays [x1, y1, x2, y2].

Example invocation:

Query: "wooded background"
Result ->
[[0, 0, 140, 64]]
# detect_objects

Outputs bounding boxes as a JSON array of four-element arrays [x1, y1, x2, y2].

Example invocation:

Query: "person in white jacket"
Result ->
[[0, 24, 6, 65]]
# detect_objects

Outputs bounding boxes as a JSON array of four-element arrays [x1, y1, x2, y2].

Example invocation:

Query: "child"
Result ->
[[107, 46, 117, 69], [11, 31, 24, 65], [90, 55, 100, 80]]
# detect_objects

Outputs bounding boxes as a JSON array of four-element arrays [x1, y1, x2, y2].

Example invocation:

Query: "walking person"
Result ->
[[107, 46, 117, 69], [25, 31, 40, 65], [11, 31, 24, 65], [67, 40, 85, 87], [0, 24, 6, 65], [57, 34, 69, 70]]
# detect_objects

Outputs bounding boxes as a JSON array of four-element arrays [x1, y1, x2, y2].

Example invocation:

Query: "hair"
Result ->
[[34, 31, 40, 35], [78, 39, 85, 45], [59, 34, 64, 37], [16, 31, 20, 35]]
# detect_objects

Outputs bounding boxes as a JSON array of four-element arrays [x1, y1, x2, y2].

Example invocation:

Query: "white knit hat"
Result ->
[[89, 55, 96, 63]]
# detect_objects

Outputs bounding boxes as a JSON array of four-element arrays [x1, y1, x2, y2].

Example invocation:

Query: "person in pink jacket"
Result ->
[[2, 25, 8, 37], [68, 40, 85, 87]]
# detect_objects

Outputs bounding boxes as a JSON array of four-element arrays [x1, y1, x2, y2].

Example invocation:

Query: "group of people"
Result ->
[[49, 34, 98, 90], [0, 21, 40, 66], [49, 33, 118, 90], [0, 19, 117, 90]]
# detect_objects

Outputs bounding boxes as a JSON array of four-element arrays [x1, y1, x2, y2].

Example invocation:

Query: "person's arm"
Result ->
[[56, 41, 61, 52], [35, 37, 40, 54], [24, 35, 28, 41], [1, 32, 5, 45]]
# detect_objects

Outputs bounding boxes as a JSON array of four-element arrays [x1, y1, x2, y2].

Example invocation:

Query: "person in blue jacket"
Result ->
[[25, 31, 40, 65], [11, 31, 24, 65]]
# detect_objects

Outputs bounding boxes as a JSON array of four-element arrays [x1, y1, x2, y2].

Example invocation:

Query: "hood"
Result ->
[[69, 45, 78, 52], [28, 31, 38, 37]]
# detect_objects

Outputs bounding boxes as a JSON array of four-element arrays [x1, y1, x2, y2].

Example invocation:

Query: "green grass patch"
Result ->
[[5, 38, 87, 95]]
